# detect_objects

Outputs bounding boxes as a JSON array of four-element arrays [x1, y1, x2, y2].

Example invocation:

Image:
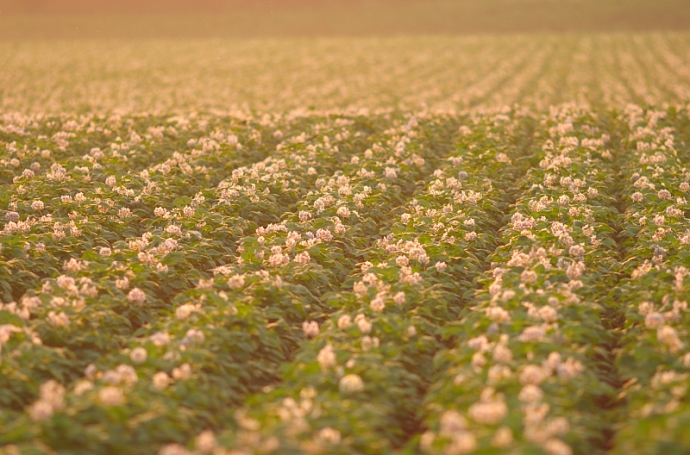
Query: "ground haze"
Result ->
[[1, 0, 690, 39]]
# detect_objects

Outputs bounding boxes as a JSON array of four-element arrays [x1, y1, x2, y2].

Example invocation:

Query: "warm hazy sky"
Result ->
[[4, 0, 372, 14], [1, 0, 689, 39]]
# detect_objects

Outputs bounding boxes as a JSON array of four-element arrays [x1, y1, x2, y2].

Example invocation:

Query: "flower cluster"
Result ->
[[611, 106, 690, 454], [418, 107, 622, 455], [3, 105, 690, 454], [206, 110, 535, 453]]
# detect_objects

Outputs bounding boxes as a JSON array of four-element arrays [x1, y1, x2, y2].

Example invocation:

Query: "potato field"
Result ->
[[2, 32, 690, 455]]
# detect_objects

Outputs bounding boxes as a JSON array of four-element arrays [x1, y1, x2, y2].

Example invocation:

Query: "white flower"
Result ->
[[317, 427, 341, 444], [172, 363, 192, 380], [337, 315, 352, 329], [5, 211, 19, 222], [158, 444, 189, 455], [518, 384, 544, 402], [316, 228, 333, 242], [557, 357, 584, 379], [115, 364, 138, 386], [73, 380, 94, 396], [520, 365, 547, 385], [396, 255, 409, 267], [268, 253, 289, 267], [492, 427, 513, 447], [154, 207, 168, 217], [130, 347, 147, 364], [520, 326, 545, 343], [356, 315, 372, 333], [47, 311, 69, 327], [39, 380, 65, 409], [440, 410, 467, 434], [152, 371, 170, 390], [127, 288, 146, 304], [384, 167, 397, 179], [521, 270, 537, 284], [294, 251, 311, 265], [539, 306, 558, 323], [195, 430, 217, 453], [339, 374, 364, 393], [486, 307, 510, 323], [56, 275, 76, 289], [31, 200, 45, 211], [394, 291, 406, 306], [493, 344, 513, 363], [361, 335, 379, 352], [645, 312, 665, 329], [658, 326, 683, 352], [317, 344, 337, 369], [99, 386, 124, 406], [658, 189, 672, 200], [29, 400, 54, 421], [184, 328, 205, 344], [150, 331, 171, 346], [543, 439, 572, 455], [468, 391, 507, 424], [369, 296, 385, 312], [303, 321, 320, 338], [568, 244, 584, 258], [227, 274, 245, 289], [566, 261, 585, 279]]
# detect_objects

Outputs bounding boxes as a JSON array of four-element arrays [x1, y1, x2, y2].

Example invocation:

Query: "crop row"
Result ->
[[612, 106, 690, 455], [0, 112, 467, 453], [0, 113, 383, 401], [3, 107, 690, 454], [417, 107, 623, 455], [138, 110, 534, 454]]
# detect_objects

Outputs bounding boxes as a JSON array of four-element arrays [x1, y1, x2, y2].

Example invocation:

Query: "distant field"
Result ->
[[1, 33, 690, 114], [1, 0, 690, 39]]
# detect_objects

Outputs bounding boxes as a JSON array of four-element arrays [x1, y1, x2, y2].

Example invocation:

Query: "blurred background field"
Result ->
[[2, 33, 690, 114], [0, 0, 689, 114], [1, 0, 690, 40]]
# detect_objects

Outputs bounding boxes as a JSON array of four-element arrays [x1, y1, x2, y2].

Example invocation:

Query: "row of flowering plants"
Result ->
[[6, 107, 690, 454], [612, 106, 690, 454], [0, 113, 293, 415], [0, 112, 384, 444], [0, 114, 378, 361], [189, 109, 536, 455], [415, 107, 623, 455], [0, 113, 462, 453]]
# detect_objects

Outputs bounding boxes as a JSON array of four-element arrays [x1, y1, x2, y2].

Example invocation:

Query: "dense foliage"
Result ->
[[1, 103, 690, 454]]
